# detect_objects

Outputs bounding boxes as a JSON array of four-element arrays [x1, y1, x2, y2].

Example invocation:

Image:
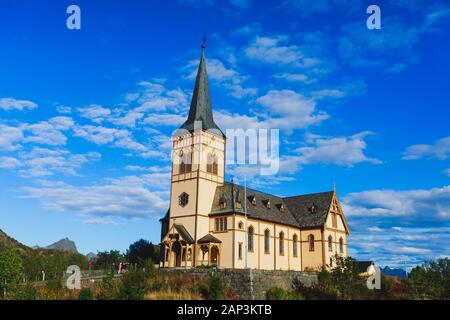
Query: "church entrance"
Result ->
[[172, 241, 182, 267]]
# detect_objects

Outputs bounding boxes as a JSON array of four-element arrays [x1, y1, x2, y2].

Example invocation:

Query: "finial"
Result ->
[[333, 182, 336, 193], [202, 29, 207, 49]]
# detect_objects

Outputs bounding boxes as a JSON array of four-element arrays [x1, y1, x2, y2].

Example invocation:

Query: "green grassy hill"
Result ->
[[0, 228, 30, 251]]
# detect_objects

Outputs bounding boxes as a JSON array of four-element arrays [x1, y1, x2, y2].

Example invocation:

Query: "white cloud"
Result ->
[[244, 36, 320, 68], [0, 125, 24, 151], [0, 156, 21, 169], [274, 73, 314, 83], [255, 90, 329, 131], [403, 136, 450, 160], [342, 185, 450, 219], [16, 147, 101, 177], [0, 98, 37, 111], [23, 117, 73, 146], [56, 105, 72, 114], [443, 168, 450, 177], [73, 125, 146, 152], [77, 104, 111, 123], [134, 82, 188, 113], [295, 131, 381, 166], [22, 173, 170, 219], [144, 113, 186, 127]]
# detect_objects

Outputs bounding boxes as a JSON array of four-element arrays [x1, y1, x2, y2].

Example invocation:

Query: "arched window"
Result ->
[[179, 152, 192, 174], [309, 234, 315, 252], [207, 154, 218, 175], [339, 237, 344, 254], [293, 234, 298, 257], [328, 235, 333, 252], [238, 221, 243, 230], [279, 232, 285, 256], [264, 229, 270, 254], [248, 226, 254, 252]]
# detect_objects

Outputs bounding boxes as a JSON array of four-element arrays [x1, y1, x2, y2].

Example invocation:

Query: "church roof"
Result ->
[[178, 47, 225, 138], [174, 224, 194, 244], [198, 234, 222, 244], [210, 182, 335, 229]]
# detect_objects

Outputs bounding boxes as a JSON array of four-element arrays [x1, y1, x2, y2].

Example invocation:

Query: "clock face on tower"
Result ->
[[178, 192, 189, 207]]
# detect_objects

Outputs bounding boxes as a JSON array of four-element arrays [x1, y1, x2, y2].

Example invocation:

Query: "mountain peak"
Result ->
[[46, 238, 78, 253]]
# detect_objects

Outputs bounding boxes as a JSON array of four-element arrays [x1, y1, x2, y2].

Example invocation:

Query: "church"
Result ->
[[160, 45, 350, 271]]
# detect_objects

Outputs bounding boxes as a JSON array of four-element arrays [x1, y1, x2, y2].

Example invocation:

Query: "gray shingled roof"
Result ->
[[177, 48, 225, 138], [284, 192, 334, 228], [174, 224, 194, 244], [210, 182, 335, 229], [198, 234, 222, 244]]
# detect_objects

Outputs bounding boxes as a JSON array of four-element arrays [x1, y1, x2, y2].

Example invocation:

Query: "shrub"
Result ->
[[79, 288, 93, 300], [199, 275, 226, 300], [117, 270, 147, 300], [96, 275, 120, 300], [266, 287, 289, 300]]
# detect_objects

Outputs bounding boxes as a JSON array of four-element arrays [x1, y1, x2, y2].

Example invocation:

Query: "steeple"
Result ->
[[179, 43, 225, 138]]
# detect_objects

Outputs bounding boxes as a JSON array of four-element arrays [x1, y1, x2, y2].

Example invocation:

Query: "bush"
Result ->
[[266, 287, 289, 300], [79, 288, 93, 300], [96, 275, 119, 300], [11, 284, 37, 300], [117, 270, 147, 300], [199, 275, 226, 300]]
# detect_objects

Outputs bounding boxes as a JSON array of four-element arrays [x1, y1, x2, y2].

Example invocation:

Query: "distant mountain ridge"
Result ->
[[0, 228, 29, 250], [381, 266, 407, 278], [46, 238, 78, 253]]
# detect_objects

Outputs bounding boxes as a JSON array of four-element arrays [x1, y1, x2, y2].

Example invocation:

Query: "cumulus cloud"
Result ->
[[342, 185, 450, 219], [295, 131, 381, 166], [8, 147, 102, 178], [0, 125, 24, 151], [403, 136, 450, 160], [0, 98, 37, 111], [22, 173, 170, 219], [77, 105, 111, 123]]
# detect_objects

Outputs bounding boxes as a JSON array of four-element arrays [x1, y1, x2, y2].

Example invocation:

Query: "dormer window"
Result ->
[[235, 201, 242, 209], [277, 204, 285, 212], [219, 195, 227, 209], [235, 190, 242, 209], [264, 200, 271, 209], [249, 196, 257, 205], [309, 204, 318, 214]]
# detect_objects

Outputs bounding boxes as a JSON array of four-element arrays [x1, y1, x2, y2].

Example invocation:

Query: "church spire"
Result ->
[[178, 38, 225, 138]]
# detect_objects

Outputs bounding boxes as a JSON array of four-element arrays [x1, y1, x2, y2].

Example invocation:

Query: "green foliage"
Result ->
[[266, 287, 292, 300], [408, 258, 450, 299], [11, 283, 37, 300], [22, 249, 88, 282], [79, 288, 93, 300], [126, 239, 160, 266], [117, 270, 147, 300], [95, 250, 124, 271], [199, 275, 226, 300], [96, 275, 119, 300], [0, 247, 23, 298]]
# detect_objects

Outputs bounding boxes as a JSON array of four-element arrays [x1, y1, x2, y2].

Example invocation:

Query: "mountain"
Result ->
[[0, 228, 29, 250], [381, 266, 407, 278], [86, 252, 97, 260], [46, 238, 78, 253]]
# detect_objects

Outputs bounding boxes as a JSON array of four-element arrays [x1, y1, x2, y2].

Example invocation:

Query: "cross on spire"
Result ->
[[202, 29, 207, 49]]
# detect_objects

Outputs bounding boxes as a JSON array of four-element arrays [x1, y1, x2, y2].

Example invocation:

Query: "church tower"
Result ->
[[167, 44, 226, 266]]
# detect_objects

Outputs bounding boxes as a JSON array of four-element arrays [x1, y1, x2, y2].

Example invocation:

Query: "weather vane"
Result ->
[[202, 29, 207, 49]]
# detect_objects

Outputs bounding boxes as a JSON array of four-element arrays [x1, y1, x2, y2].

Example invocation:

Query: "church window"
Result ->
[[251, 196, 257, 205], [279, 232, 285, 256], [339, 237, 344, 254], [179, 192, 189, 207], [248, 226, 254, 252], [264, 229, 270, 254], [219, 195, 227, 209], [264, 200, 271, 209], [293, 234, 298, 257], [309, 234, 315, 252], [207, 154, 218, 175], [215, 217, 228, 232], [328, 235, 333, 252], [332, 213, 337, 228], [179, 152, 192, 174], [238, 243, 243, 260], [238, 221, 244, 230], [310, 205, 318, 214]]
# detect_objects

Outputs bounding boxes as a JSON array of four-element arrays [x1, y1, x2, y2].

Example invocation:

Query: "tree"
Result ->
[[0, 247, 23, 299], [126, 239, 160, 266], [95, 250, 124, 271]]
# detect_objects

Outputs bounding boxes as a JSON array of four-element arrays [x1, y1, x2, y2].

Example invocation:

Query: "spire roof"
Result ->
[[178, 47, 225, 138]]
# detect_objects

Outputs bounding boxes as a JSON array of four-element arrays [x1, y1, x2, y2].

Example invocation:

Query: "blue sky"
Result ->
[[0, 0, 449, 269]]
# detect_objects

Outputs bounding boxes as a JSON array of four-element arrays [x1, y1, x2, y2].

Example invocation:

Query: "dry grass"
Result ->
[[145, 290, 203, 300]]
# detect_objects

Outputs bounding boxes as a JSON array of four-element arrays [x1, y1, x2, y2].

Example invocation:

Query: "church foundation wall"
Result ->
[[158, 268, 318, 300]]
